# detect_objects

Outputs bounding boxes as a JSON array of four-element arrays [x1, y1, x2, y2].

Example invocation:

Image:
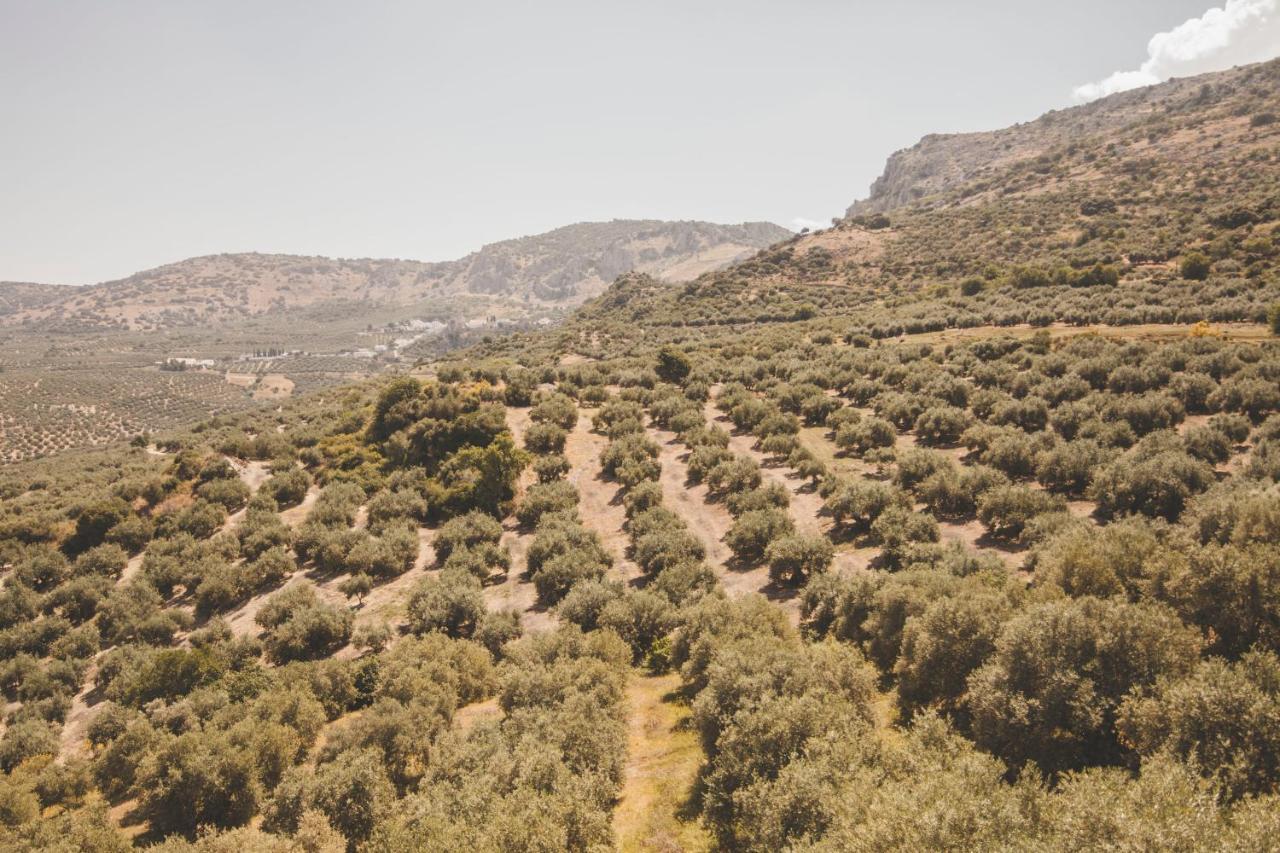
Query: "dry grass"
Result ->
[[614, 671, 711, 853]]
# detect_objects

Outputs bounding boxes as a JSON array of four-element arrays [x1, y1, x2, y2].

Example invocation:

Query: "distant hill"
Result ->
[[0, 281, 70, 314], [0, 219, 789, 331]]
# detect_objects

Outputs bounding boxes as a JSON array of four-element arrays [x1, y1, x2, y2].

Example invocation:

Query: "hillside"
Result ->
[[848, 60, 1280, 217], [523, 58, 1279, 351], [4, 58, 1280, 853], [0, 220, 788, 332]]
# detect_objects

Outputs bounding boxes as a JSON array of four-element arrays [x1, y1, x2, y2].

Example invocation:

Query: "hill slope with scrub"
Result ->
[[2, 59, 1280, 852]]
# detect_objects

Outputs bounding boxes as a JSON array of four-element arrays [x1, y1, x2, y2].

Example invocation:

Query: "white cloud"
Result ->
[[1073, 0, 1280, 102], [790, 216, 827, 232]]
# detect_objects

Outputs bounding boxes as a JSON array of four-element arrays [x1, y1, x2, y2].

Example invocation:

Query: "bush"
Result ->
[[834, 417, 897, 455], [523, 422, 568, 454], [870, 505, 940, 569], [433, 511, 504, 564], [766, 534, 835, 585], [977, 484, 1067, 541], [558, 580, 624, 632], [1167, 543, 1280, 657], [135, 730, 260, 836], [1118, 650, 1280, 800], [256, 584, 354, 663], [1036, 440, 1110, 495], [706, 458, 762, 496], [365, 488, 428, 533], [196, 476, 251, 511], [1035, 517, 1168, 600], [440, 541, 510, 581], [1091, 436, 1215, 521], [407, 571, 486, 639], [656, 346, 692, 384], [261, 467, 312, 508], [824, 479, 909, 534], [598, 592, 676, 664], [515, 480, 580, 528], [530, 393, 579, 430], [914, 406, 972, 446], [633, 528, 705, 575], [896, 585, 1015, 721], [532, 453, 570, 482], [1180, 252, 1211, 281], [966, 597, 1200, 773], [0, 719, 58, 771], [725, 509, 795, 564]]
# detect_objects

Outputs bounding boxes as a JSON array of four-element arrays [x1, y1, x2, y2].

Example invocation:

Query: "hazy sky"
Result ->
[[3, 0, 1274, 284]]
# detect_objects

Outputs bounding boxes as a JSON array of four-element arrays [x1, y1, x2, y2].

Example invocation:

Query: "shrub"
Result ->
[[0, 719, 58, 771], [1118, 651, 1280, 800], [1091, 436, 1215, 521], [914, 406, 972, 446], [135, 730, 260, 836], [256, 584, 353, 663], [515, 480, 580, 528], [598, 592, 676, 664], [656, 346, 692, 384], [433, 511, 504, 564], [766, 534, 835, 585], [72, 543, 128, 579], [407, 571, 486, 639], [725, 509, 795, 564], [1036, 439, 1110, 496], [339, 572, 373, 604], [365, 488, 427, 533], [633, 528, 705, 575], [558, 580, 624, 632], [530, 452, 571, 483], [196, 476, 251, 511], [1166, 543, 1280, 657], [966, 597, 1200, 773], [725, 483, 791, 517], [1180, 252, 1211, 281], [896, 585, 1015, 721], [824, 479, 909, 534], [834, 417, 897, 455], [977, 484, 1067, 541], [262, 468, 312, 508], [523, 422, 568, 454], [706, 458, 762, 496], [870, 505, 940, 569], [530, 393, 579, 430]]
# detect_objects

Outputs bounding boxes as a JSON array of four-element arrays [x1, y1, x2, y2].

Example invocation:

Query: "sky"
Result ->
[[2, 0, 1277, 285]]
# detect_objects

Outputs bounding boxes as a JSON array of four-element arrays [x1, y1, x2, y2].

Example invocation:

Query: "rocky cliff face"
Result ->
[[846, 62, 1270, 218]]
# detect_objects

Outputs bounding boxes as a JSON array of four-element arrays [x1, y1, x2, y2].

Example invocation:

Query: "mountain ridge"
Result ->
[[847, 60, 1279, 217], [0, 219, 789, 331]]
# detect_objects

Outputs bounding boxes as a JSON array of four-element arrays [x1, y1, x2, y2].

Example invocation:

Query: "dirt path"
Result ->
[[650, 427, 732, 569], [650, 425, 792, 611], [614, 671, 711, 852], [484, 406, 555, 632], [281, 484, 321, 527], [937, 518, 1026, 571], [566, 410, 640, 584], [118, 552, 144, 587], [703, 399, 828, 536], [58, 662, 99, 760]]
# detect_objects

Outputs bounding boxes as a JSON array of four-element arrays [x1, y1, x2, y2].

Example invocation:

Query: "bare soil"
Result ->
[[566, 410, 640, 584]]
